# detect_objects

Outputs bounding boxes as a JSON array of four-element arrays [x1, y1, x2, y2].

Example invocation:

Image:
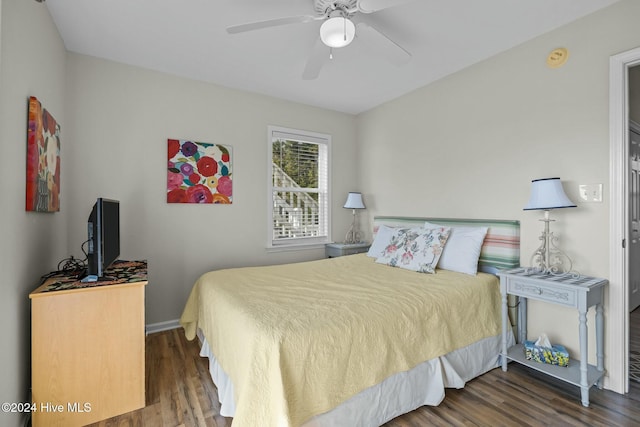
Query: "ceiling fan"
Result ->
[[227, 0, 414, 79]]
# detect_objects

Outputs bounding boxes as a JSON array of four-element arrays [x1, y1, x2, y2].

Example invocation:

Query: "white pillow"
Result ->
[[366, 225, 397, 258], [424, 222, 488, 275], [375, 226, 451, 274]]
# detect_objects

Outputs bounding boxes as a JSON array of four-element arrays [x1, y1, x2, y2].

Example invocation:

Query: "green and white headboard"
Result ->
[[372, 216, 520, 273]]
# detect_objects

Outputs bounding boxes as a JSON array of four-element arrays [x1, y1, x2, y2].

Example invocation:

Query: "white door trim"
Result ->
[[609, 46, 640, 394]]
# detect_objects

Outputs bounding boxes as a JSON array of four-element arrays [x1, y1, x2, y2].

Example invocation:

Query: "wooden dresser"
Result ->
[[29, 261, 147, 427]]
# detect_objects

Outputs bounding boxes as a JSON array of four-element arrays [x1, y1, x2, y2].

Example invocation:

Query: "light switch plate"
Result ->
[[579, 184, 603, 202]]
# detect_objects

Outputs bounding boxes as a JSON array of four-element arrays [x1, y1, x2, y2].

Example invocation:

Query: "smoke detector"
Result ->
[[547, 47, 569, 68]]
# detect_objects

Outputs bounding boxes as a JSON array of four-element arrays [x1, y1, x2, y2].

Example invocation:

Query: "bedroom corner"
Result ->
[[0, 0, 68, 426], [356, 0, 640, 396]]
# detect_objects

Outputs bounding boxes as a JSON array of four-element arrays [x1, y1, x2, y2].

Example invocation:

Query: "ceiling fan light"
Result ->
[[320, 16, 355, 48]]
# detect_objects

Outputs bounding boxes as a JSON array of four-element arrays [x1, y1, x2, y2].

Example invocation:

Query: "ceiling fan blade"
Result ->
[[227, 15, 319, 34], [302, 37, 329, 80], [356, 22, 411, 66], [357, 0, 415, 14]]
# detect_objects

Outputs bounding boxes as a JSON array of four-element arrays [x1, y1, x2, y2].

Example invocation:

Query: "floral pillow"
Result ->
[[366, 225, 397, 258], [375, 226, 451, 273]]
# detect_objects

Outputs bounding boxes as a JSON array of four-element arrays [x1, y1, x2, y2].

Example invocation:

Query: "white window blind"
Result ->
[[268, 126, 330, 248]]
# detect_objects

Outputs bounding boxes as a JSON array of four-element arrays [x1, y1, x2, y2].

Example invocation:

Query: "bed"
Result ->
[[180, 216, 520, 427]]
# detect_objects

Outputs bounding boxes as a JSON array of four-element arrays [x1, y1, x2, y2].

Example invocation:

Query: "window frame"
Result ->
[[267, 125, 331, 251]]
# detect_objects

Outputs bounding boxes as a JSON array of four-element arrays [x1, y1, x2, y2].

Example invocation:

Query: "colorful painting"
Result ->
[[167, 139, 232, 204], [26, 96, 61, 212]]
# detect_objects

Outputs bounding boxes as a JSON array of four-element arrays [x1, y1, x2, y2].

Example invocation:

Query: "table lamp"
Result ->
[[523, 177, 577, 276], [343, 192, 365, 244]]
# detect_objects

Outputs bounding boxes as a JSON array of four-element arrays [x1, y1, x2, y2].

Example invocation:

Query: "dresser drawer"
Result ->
[[508, 279, 577, 307], [342, 246, 368, 256], [325, 243, 370, 258]]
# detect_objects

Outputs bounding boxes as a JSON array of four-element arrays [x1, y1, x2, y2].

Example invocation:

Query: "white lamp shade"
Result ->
[[343, 192, 365, 209], [320, 17, 355, 48], [524, 177, 576, 210]]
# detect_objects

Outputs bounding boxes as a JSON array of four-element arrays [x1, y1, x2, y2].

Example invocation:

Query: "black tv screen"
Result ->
[[85, 198, 120, 281]]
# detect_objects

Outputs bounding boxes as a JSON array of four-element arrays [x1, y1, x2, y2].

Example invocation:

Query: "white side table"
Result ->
[[325, 242, 370, 258], [497, 267, 607, 407]]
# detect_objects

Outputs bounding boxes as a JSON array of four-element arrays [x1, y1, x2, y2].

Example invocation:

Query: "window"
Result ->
[[268, 126, 330, 249]]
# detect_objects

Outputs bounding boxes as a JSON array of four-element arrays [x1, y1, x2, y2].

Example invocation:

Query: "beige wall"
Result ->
[[63, 53, 358, 325], [357, 0, 640, 374], [0, 0, 67, 425]]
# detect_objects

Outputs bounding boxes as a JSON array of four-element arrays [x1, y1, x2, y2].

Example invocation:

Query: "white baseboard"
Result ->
[[145, 319, 180, 335]]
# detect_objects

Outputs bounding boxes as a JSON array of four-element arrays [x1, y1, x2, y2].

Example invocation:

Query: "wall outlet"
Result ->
[[579, 183, 603, 202]]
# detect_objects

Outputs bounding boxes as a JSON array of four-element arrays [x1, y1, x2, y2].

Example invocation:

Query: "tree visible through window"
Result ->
[[268, 126, 330, 247]]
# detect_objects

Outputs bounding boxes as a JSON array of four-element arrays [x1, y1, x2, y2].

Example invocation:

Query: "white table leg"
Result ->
[[502, 289, 508, 371], [596, 301, 604, 389], [519, 297, 527, 344], [579, 309, 589, 407]]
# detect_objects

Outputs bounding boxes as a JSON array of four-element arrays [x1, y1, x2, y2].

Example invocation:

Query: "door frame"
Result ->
[[631, 122, 640, 314], [610, 47, 640, 394]]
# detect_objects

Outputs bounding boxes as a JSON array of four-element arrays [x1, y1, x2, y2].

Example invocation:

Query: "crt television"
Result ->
[[83, 198, 120, 282]]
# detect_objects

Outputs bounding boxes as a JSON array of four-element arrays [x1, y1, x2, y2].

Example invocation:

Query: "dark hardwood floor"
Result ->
[[90, 316, 640, 427]]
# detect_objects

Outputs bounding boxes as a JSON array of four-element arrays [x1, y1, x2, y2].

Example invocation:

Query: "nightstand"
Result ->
[[325, 242, 370, 258], [498, 267, 607, 407]]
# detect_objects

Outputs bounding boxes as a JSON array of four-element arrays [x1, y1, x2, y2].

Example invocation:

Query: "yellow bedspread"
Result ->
[[180, 254, 502, 427]]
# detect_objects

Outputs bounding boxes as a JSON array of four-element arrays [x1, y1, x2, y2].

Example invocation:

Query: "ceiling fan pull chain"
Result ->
[[343, 16, 347, 42], [330, 47, 334, 60]]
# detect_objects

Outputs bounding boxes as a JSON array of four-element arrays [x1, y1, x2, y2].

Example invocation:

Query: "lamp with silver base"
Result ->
[[524, 177, 578, 276], [343, 192, 365, 244]]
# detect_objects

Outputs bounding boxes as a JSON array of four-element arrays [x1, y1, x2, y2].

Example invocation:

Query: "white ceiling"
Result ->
[[45, 0, 619, 114]]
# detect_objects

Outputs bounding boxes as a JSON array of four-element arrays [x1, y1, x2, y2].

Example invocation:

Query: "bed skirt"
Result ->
[[199, 330, 514, 427]]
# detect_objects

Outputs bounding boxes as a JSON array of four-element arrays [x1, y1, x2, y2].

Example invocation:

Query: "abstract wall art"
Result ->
[[26, 96, 61, 212], [167, 139, 233, 204]]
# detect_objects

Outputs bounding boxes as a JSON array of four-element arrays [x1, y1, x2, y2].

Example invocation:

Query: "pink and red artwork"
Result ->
[[26, 96, 61, 212], [167, 139, 233, 204]]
